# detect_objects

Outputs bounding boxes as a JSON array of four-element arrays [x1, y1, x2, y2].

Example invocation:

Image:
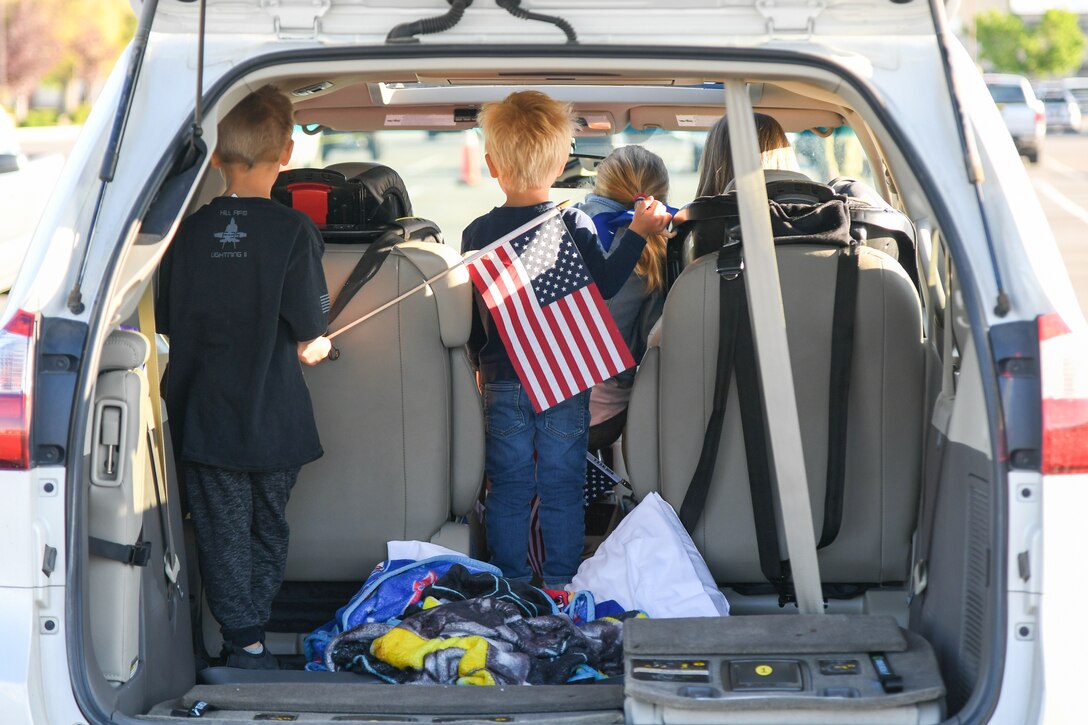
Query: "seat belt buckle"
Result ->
[[911, 559, 928, 598], [130, 541, 153, 567], [164, 552, 181, 585], [716, 235, 744, 280]]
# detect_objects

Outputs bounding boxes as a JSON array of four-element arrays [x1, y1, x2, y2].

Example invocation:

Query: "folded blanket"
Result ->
[[326, 597, 642, 685]]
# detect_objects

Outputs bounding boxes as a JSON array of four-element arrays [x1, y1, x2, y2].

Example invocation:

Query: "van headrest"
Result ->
[[722, 169, 813, 194], [325, 162, 413, 224], [100, 330, 149, 372]]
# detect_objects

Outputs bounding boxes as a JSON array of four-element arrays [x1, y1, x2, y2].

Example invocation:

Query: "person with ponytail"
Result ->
[[575, 145, 675, 459]]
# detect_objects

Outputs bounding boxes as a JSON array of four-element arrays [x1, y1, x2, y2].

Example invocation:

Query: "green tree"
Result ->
[[50, 0, 135, 114], [1030, 9, 1086, 79], [975, 9, 1086, 79]]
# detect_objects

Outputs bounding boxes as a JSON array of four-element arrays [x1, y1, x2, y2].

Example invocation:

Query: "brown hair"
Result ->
[[695, 113, 798, 197], [592, 145, 669, 293], [477, 91, 573, 193], [216, 85, 294, 168]]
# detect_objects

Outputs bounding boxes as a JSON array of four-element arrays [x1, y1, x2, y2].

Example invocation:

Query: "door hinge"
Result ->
[[756, 0, 827, 35], [261, 0, 332, 39]]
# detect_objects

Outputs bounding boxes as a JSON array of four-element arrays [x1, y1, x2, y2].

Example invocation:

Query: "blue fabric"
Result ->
[[581, 194, 679, 253], [483, 380, 589, 585]]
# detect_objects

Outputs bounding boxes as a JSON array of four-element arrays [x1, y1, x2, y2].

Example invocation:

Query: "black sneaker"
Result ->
[[224, 643, 279, 670]]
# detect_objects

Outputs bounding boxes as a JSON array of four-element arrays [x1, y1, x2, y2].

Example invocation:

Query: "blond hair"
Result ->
[[478, 91, 572, 193], [216, 85, 294, 168], [695, 113, 799, 197], [592, 146, 670, 293]]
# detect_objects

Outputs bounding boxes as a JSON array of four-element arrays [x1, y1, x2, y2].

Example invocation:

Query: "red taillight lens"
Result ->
[[1036, 110, 1046, 125], [0, 309, 35, 470], [1040, 313, 1088, 474]]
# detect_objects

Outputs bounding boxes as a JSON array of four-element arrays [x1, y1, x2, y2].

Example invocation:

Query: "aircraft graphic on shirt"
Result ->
[[214, 218, 247, 249]]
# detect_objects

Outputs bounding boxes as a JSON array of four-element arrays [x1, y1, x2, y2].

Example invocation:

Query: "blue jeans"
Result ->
[[483, 380, 588, 586]]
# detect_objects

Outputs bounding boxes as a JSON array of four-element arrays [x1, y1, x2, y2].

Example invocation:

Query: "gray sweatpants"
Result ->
[[184, 463, 299, 648]]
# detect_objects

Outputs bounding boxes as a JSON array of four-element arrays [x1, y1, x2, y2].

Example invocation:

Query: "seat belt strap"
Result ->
[[817, 246, 859, 550], [138, 290, 181, 592], [912, 254, 956, 598], [724, 81, 822, 614], [677, 240, 791, 599], [732, 283, 788, 592], [326, 230, 401, 325], [89, 532, 152, 567], [678, 241, 742, 534]]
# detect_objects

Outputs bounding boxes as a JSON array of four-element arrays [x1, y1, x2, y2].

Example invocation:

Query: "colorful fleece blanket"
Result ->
[[325, 596, 642, 685], [304, 558, 628, 672]]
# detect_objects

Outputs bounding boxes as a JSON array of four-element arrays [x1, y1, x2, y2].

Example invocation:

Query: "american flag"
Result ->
[[466, 210, 635, 412]]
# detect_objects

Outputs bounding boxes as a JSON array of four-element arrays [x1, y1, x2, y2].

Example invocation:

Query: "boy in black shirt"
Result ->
[[157, 85, 331, 669]]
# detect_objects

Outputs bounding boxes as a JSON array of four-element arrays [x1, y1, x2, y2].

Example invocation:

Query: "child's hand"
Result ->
[[298, 336, 332, 366], [628, 196, 673, 239]]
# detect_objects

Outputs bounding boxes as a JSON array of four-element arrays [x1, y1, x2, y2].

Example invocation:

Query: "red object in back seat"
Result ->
[[287, 182, 331, 227]]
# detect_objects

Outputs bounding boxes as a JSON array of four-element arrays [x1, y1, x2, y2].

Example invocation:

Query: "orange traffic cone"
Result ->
[[460, 129, 482, 186]]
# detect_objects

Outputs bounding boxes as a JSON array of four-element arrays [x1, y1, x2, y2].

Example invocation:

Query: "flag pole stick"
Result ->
[[327, 208, 560, 342]]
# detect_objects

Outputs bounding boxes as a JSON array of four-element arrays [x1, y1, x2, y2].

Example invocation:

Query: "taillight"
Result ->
[[0, 309, 35, 470], [1036, 110, 1046, 126], [1040, 313, 1088, 474]]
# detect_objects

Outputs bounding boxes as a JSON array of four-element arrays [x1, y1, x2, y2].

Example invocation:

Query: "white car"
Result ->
[[1035, 84, 1083, 134], [1, 2, 1085, 724], [984, 73, 1046, 163], [0, 108, 26, 174]]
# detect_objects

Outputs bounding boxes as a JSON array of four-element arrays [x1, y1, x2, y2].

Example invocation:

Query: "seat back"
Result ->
[[270, 163, 481, 586], [285, 237, 483, 583], [626, 241, 925, 586]]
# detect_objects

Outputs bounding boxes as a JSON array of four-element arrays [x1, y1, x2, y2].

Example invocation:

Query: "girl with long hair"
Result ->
[[576, 145, 673, 456]]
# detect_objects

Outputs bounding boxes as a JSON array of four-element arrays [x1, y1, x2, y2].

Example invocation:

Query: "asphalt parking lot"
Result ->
[[1024, 134, 1088, 317]]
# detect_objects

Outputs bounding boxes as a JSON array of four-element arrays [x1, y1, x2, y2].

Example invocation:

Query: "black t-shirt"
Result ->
[[156, 196, 329, 471], [460, 202, 646, 383]]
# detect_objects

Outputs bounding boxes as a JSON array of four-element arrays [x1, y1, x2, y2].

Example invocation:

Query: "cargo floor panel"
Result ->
[[148, 682, 626, 719], [622, 615, 945, 724]]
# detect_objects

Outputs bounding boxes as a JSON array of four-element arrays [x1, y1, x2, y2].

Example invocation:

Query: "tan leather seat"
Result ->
[[286, 239, 483, 582], [625, 242, 925, 586], [88, 330, 151, 682]]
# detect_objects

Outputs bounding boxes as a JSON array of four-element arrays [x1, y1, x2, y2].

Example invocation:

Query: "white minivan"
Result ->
[[2, 1, 1086, 723]]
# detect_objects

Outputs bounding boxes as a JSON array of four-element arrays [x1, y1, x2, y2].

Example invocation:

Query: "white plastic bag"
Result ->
[[570, 492, 730, 618], [386, 540, 464, 561]]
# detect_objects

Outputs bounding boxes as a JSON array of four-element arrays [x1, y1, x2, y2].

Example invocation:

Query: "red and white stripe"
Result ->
[[467, 242, 634, 412]]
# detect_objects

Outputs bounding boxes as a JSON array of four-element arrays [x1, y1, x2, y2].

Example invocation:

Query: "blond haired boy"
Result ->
[[156, 85, 331, 669], [462, 91, 671, 586]]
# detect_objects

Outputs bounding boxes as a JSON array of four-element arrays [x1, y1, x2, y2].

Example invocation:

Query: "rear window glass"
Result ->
[[790, 127, 875, 188], [987, 84, 1026, 104], [288, 125, 876, 240]]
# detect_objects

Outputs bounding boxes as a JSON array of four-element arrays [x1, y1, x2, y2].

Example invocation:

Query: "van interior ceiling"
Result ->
[[75, 60, 999, 724]]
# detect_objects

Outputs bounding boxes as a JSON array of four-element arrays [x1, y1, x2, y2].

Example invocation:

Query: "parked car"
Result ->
[[1035, 83, 1082, 134], [1060, 76, 1088, 117], [1, 2, 1085, 724], [985, 73, 1046, 162]]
